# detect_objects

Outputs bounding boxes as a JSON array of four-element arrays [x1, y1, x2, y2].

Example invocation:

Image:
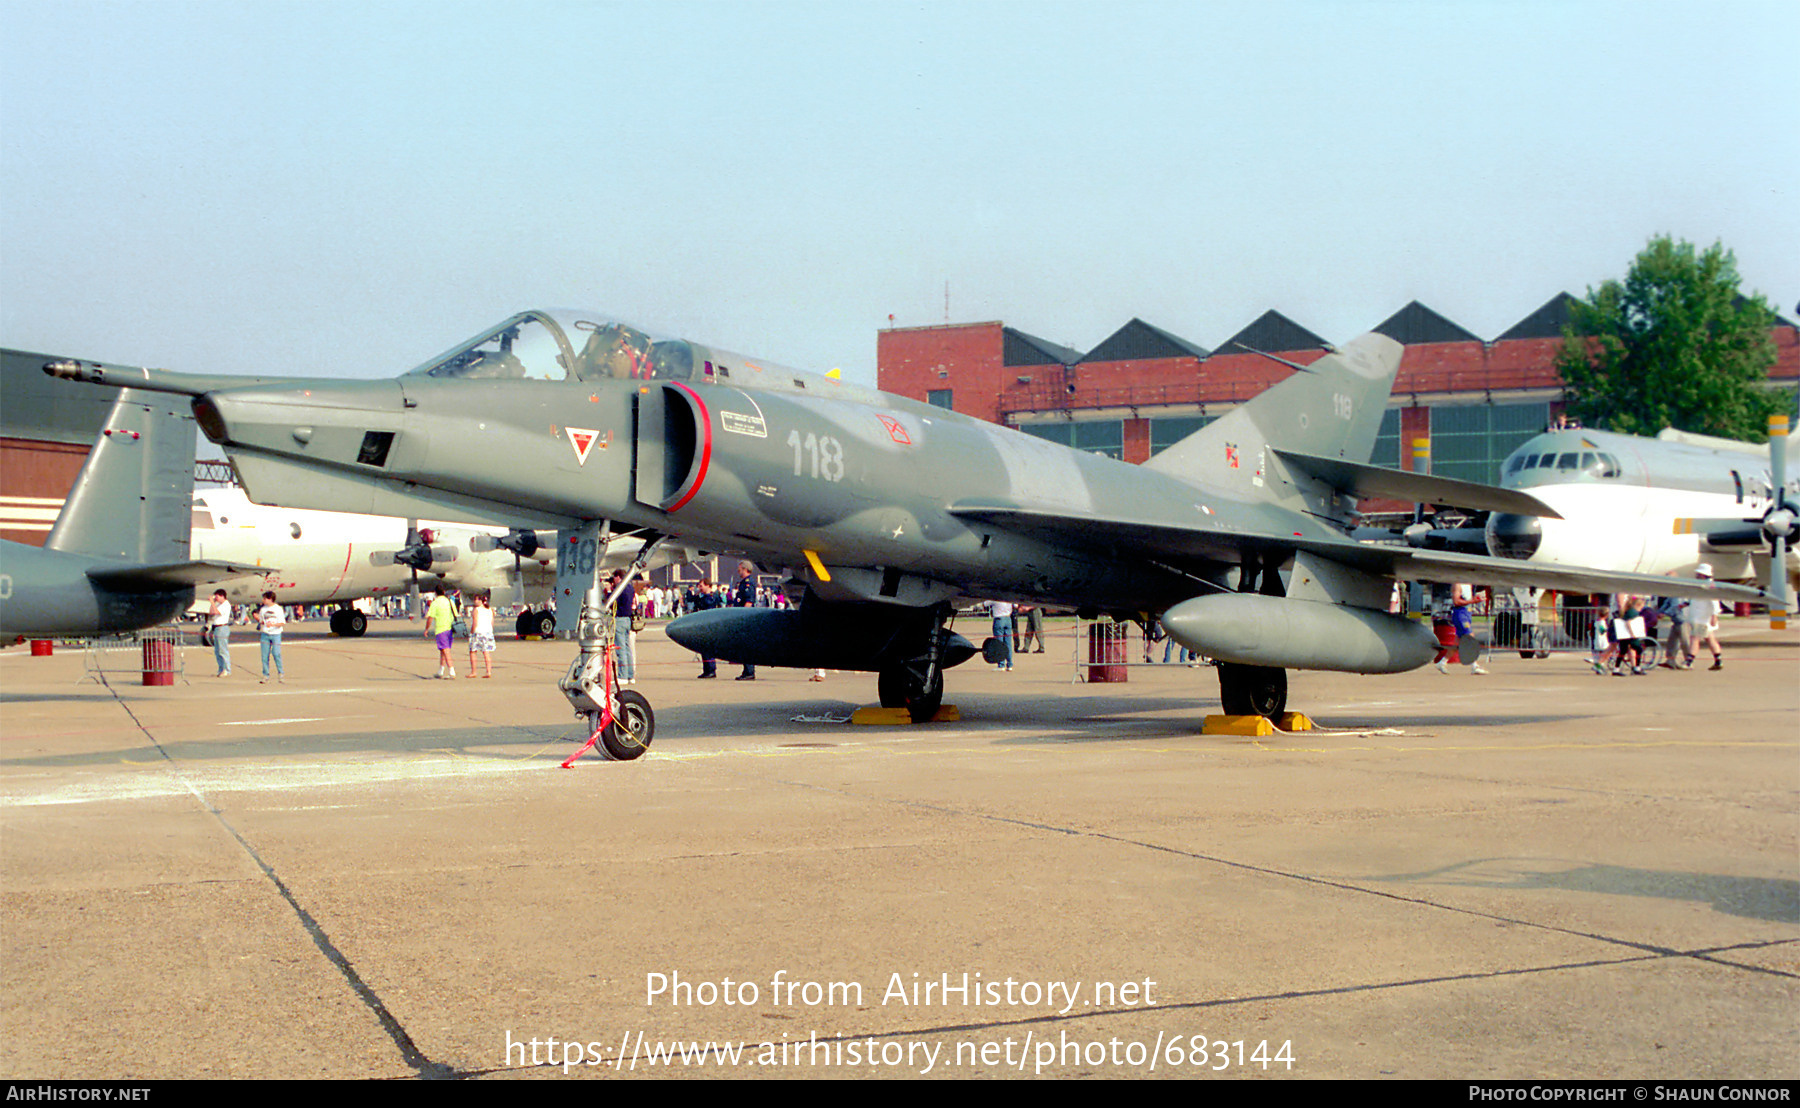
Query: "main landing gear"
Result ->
[[327, 607, 367, 637], [1217, 663, 1287, 718], [515, 608, 556, 639], [876, 605, 953, 723], [878, 658, 944, 723], [1214, 551, 1290, 719]]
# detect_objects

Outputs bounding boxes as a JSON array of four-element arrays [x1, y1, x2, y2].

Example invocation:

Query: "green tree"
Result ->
[[1557, 236, 1788, 441]]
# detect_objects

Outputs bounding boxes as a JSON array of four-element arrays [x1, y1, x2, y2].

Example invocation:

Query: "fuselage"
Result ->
[[193, 309, 1347, 618]]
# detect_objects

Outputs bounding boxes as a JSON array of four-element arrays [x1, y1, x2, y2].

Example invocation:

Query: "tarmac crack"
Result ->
[[93, 672, 458, 1079]]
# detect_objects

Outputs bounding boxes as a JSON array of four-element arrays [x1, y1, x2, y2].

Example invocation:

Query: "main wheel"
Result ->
[[877, 668, 904, 708], [1218, 663, 1287, 718], [878, 662, 943, 722], [599, 690, 654, 761], [343, 610, 367, 637], [536, 611, 556, 639]]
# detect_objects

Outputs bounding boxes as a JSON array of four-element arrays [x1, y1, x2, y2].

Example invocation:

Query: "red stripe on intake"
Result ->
[[664, 382, 711, 512]]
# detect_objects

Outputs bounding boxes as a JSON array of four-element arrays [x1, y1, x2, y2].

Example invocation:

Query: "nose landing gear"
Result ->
[[557, 523, 663, 763]]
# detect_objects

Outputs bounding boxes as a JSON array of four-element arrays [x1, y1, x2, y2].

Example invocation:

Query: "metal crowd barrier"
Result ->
[[79, 625, 190, 686], [1469, 599, 1676, 662], [1068, 618, 1211, 683], [1481, 598, 1593, 658]]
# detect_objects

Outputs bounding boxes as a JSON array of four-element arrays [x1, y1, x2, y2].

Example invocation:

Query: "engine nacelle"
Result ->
[[1162, 593, 1435, 674]]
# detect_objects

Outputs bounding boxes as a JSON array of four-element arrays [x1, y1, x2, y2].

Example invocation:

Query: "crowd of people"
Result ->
[[190, 563, 1742, 687], [1587, 565, 1726, 675]]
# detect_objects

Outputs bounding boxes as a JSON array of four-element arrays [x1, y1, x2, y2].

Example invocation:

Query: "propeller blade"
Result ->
[[1769, 413, 1788, 511], [406, 519, 421, 619], [1771, 532, 1790, 629], [1766, 414, 1793, 627]]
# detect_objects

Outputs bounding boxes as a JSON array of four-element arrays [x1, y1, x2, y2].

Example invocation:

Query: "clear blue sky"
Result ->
[[3, 0, 1795, 387]]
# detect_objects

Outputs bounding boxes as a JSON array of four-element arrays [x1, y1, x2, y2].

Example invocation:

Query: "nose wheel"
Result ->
[[600, 690, 654, 760], [564, 649, 658, 762]]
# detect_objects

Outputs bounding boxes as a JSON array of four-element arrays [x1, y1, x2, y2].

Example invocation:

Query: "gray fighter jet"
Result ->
[[0, 388, 260, 639], [44, 309, 1763, 747]]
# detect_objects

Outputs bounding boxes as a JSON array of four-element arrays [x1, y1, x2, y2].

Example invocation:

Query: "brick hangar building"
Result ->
[[876, 295, 1800, 489]]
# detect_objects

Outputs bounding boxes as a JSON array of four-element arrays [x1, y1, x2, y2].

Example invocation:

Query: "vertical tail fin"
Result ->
[[1143, 332, 1403, 481], [45, 388, 195, 563]]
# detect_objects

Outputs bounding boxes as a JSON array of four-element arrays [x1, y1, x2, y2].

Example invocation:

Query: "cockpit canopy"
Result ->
[[1506, 448, 1623, 482], [405, 310, 696, 384]]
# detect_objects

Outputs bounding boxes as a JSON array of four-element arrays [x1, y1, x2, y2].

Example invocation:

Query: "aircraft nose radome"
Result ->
[[1485, 512, 1543, 560]]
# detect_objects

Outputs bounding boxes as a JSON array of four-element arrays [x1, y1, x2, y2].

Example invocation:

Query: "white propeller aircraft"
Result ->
[[189, 486, 569, 636], [1484, 414, 1798, 615]]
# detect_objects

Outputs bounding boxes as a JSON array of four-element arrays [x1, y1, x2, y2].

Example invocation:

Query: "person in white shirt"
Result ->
[[466, 593, 496, 678], [207, 589, 232, 677], [255, 591, 286, 683], [1690, 564, 1725, 670], [991, 601, 1015, 671]]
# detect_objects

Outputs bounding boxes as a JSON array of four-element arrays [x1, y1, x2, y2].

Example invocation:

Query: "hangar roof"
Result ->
[[1216, 309, 1329, 355], [1374, 301, 1482, 344], [1003, 328, 1082, 368], [1080, 318, 1210, 365], [1496, 293, 1577, 341]]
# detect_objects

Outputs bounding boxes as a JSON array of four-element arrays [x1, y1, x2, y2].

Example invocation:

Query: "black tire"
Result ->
[[877, 662, 943, 722], [343, 610, 367, 637], [599, 690, 654, 761], [536, 611, 556, 639], [906, 666, 943, 723], [877, 668, 904, 708], [515, 611, 533, 638], [1218, 663, 1287, 718], [328, 610, 346, 635]]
